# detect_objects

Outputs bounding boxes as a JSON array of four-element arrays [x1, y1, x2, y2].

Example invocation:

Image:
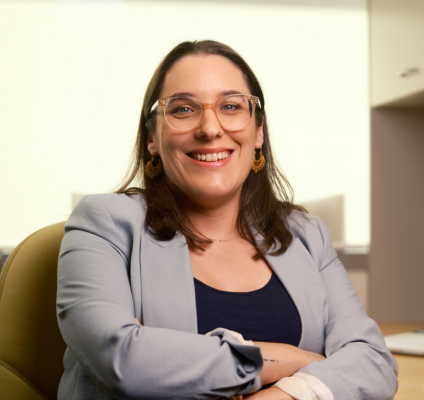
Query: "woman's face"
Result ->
[[148, 54, 263, 207]]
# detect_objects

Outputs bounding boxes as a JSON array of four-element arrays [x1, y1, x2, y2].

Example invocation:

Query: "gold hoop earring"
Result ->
[[251, 148, 266, 174], [145, 155, 163, 179]]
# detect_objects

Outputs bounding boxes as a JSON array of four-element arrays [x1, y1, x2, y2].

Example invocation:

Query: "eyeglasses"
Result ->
[[154, 94, 260, 133]]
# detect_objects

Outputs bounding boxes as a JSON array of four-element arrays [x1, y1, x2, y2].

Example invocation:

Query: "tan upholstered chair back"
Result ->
[[0, 222, 67, 400]]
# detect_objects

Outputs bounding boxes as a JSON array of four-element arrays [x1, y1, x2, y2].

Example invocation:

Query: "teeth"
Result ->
[[191, 151, 231, 162]]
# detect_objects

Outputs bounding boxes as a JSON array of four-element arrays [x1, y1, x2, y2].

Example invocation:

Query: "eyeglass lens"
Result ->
[[163, 95, 254, 132]]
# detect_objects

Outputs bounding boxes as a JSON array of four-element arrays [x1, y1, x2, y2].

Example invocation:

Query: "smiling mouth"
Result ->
[[189, 151, 232, 162]]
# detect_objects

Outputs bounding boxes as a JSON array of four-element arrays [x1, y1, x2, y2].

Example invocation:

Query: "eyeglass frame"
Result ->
[[152, 94, 261, 133]]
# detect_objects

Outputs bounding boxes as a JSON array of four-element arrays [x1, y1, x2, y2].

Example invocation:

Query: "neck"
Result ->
[[184, 192, 241, 241]]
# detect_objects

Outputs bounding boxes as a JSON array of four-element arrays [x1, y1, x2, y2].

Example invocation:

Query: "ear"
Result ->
[[146, 123, 159, 155], [254, 121, 264, 148]]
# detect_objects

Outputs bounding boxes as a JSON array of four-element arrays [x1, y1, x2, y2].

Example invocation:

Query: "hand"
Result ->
[[245, 387, 294, 400], [254, 342, 325, 385]]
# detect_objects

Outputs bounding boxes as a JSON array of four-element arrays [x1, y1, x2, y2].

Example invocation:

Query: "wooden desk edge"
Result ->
[[377, 322, 424, 400]]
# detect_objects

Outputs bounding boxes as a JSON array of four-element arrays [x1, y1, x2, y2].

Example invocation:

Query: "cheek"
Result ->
[[159, 138, 179, 158], [156, 135, 185, 172], [232, 131, 257, 157]]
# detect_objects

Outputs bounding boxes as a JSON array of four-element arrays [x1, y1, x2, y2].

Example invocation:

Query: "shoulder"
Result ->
[[286, 210, 337, 271], [68, 193, 146, 227], [286, 210, 327, 239], [64, 193, 147, 257], [73, 192, 145, 215]]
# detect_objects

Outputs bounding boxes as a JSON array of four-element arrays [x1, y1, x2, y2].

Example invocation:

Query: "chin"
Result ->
[[187, 184, 241, 204]]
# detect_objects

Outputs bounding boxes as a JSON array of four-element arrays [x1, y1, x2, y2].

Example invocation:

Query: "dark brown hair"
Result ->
[[116, 40, 305, 258]]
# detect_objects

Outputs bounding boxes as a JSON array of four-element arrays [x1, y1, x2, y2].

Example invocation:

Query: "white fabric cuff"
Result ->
[[273, 372, 333, 400], [206, 327, 255, 346]]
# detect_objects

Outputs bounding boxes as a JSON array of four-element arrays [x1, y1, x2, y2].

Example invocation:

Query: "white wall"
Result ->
[[0, 0, 368, 247]]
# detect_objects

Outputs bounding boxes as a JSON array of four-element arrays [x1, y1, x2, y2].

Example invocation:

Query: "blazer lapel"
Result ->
[[265, 238, 328, 353], [139, 230, 328, 350], [139, 232, 198, 333]]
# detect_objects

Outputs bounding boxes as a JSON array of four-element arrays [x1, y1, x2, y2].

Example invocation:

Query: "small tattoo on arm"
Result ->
[[263, 359, 279, 362]]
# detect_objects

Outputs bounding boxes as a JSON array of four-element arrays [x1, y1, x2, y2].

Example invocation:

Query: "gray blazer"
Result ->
[[57, 193, 398, 400]]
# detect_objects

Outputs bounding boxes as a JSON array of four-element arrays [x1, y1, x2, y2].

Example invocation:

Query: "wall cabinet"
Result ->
[[370, 109, 424, 322], [369, 1, 424, 323], [370, 0, 424, 107]]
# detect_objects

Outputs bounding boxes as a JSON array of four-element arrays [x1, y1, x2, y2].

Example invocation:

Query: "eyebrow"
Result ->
[[218, 90, 244, 97], [168, 90, 245, 99], [169, 92, 195, 98]]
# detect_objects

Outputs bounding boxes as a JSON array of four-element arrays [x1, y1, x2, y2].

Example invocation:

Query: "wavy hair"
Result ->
[[116, 40, 305, 258]]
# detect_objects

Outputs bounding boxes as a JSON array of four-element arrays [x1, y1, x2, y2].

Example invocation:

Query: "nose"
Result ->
[[196, 106, 223, 139]]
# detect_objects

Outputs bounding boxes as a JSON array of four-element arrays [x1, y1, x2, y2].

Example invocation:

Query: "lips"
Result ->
[[188, 151, 231, 162]]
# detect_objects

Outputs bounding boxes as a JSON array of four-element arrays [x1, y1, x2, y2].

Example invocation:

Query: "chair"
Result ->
[[0, 222, 67, 400]]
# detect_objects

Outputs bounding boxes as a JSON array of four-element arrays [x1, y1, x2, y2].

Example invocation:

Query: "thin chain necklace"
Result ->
[[209, 235, 238, 243]]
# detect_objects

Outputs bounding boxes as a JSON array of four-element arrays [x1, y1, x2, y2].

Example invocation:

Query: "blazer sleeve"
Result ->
[[56, 194, 263, 400], [297, 216, 398, 400]]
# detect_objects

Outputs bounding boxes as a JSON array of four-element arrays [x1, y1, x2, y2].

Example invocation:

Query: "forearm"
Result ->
[[255, 342, 306, 385], [255, 341, 324, 386]]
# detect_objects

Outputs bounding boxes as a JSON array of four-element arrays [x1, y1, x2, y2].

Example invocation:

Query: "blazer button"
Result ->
[[243, 361, 256, 373]]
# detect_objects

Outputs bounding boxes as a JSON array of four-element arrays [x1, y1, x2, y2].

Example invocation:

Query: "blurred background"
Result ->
[[0, 0, 369, 246], [1, 0, 423, 322]]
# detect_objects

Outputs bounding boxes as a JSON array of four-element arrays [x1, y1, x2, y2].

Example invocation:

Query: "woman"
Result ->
[[57, 40, 398, 400]]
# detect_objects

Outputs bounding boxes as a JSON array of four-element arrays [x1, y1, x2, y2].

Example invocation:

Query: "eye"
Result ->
[[221, 103, 240, 112], [166, 98, 199, 118], [167, 105, 197, 119], [172, 106, 194, 115]]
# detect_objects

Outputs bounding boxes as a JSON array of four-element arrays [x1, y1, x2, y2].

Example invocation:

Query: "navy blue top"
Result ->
[[194, 273, 302, 345]]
